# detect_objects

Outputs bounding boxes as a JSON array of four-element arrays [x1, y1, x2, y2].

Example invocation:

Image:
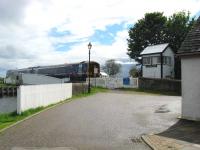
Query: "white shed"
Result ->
[[140, 43, 175, 79], [178, 17, 200, 121]]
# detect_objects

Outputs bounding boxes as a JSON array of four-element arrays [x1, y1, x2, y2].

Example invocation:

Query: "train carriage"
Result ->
[[6, 61, 100, 83]]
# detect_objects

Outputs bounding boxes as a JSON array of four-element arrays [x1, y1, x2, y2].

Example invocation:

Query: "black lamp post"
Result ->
[[88, 42, 92, 93]]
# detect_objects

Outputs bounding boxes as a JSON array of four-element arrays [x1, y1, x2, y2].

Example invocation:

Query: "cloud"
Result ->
[[0, 0, 200, 76], [0, 0, 28, 25]]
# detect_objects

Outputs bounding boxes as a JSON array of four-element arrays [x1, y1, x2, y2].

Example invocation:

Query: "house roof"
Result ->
[[178, 17, 200, 55], [140, 43, 169, 55]]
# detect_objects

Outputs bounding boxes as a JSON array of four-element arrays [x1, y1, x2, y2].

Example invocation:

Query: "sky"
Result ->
[[0, 0, 200, 76]]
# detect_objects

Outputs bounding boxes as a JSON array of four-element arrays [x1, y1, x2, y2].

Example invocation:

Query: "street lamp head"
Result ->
[[88, 42, 92, 50]]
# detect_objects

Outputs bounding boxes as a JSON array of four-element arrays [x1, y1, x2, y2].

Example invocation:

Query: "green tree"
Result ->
[[166, 12, 195, 78], [129, 67, 140, 77], [127, 12, 167, 60], [103, 59, 121, 76], [127, 11, 195, 79]]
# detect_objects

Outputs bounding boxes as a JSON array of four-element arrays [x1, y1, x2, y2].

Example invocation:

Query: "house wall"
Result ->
[[162, 47, 175, 78], [181, 56, 200, 120], [17, 83, 72, 114], [142, 54, 161, 78]]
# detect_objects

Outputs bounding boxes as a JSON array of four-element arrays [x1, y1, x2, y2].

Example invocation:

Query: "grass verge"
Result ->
[[117, 88, 180, 96], [0, 83, 16, 88], [72, 86, 108, 99], [0, 87, 108, 131]]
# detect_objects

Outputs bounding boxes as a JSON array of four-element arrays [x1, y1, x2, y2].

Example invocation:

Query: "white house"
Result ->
[[140, 43, 175, 79], [178, 17, 200, 121]]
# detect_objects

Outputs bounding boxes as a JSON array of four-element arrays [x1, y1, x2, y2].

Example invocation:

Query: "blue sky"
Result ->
[[0, 0, 200, 77], [50, 22, 131, 51]]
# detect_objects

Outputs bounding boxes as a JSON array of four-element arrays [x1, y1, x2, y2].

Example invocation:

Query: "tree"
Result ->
[[166, 12, 195, 78], [127, 11, 195, 79], [103, 59, 121, 76], [129, 67, 140, 77], [127, 12, 167, 60]]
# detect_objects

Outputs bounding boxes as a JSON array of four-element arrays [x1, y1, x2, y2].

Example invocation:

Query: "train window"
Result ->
[[78, 64, 82, 74]]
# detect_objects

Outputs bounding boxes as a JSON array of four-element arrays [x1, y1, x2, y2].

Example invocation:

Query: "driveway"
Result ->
[[0, 91, 181, 150]]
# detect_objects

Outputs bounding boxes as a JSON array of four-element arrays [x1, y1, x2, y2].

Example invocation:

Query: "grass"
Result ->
[[117, 88, 180, 96], [0, 87, 108, 131], [72, 86, 108, 99], [0, 107, 44, 130], [0, 83, 16, 88]]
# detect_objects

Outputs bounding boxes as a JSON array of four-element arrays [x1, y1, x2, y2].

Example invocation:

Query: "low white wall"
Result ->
[[181, 57, 200, 121], [87, 77, 138, 89], [17, 83, 72, 114]]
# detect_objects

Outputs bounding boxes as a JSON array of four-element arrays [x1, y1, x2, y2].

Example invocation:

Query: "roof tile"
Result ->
[[178, 17, 200, 53]]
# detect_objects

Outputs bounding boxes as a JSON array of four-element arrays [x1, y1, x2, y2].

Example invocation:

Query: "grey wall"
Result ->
[[138, 77, 181, 95], [181, 57, 200, 121]]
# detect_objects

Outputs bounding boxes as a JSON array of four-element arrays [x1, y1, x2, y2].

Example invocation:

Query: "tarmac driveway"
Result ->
[[0, 91, 181, 150]]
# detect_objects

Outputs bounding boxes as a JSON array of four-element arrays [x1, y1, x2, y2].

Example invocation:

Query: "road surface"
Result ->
[[0, 91, 181, 150]]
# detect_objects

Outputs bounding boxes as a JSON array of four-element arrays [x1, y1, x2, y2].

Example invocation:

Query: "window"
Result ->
[[143, 56, 161, 66], [78, 64, 82, 74], [163, 56, 171, 65], [143, 57, 151, 65], [157, 56, 161, 64]]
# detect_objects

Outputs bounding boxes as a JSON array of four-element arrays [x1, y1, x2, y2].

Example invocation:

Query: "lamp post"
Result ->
[[88, 42, 92, 93]]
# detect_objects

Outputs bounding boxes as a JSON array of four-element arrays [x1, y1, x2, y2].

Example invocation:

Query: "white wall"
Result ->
[[142, 47, 175, 79], [163, 47, 175, 78], [17, 83, 72, 114], [22, 74, 70, 85], [142, 54, 161, 78], [88, 77, 138, 89], [181, 57, 200, 121]]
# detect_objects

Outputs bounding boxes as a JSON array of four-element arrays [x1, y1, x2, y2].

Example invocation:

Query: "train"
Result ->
[[6, 61, 100, 82]]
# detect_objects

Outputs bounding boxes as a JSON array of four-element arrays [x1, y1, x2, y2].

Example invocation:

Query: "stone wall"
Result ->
[[138, 77, 181, 95]]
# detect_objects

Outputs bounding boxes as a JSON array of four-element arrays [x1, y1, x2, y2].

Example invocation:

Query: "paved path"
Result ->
[[0, 91, 181, 150]]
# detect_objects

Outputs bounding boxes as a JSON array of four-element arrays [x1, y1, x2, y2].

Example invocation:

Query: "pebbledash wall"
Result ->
[[17, 83, 72, 114]]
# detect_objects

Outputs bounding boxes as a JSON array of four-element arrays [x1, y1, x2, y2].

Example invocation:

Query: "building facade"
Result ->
[[178, 17, 200, 121], [140, 43, 175, 79]]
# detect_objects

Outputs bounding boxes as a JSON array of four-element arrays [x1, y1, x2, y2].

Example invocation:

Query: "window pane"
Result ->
[[157, 56, 161, 64]]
